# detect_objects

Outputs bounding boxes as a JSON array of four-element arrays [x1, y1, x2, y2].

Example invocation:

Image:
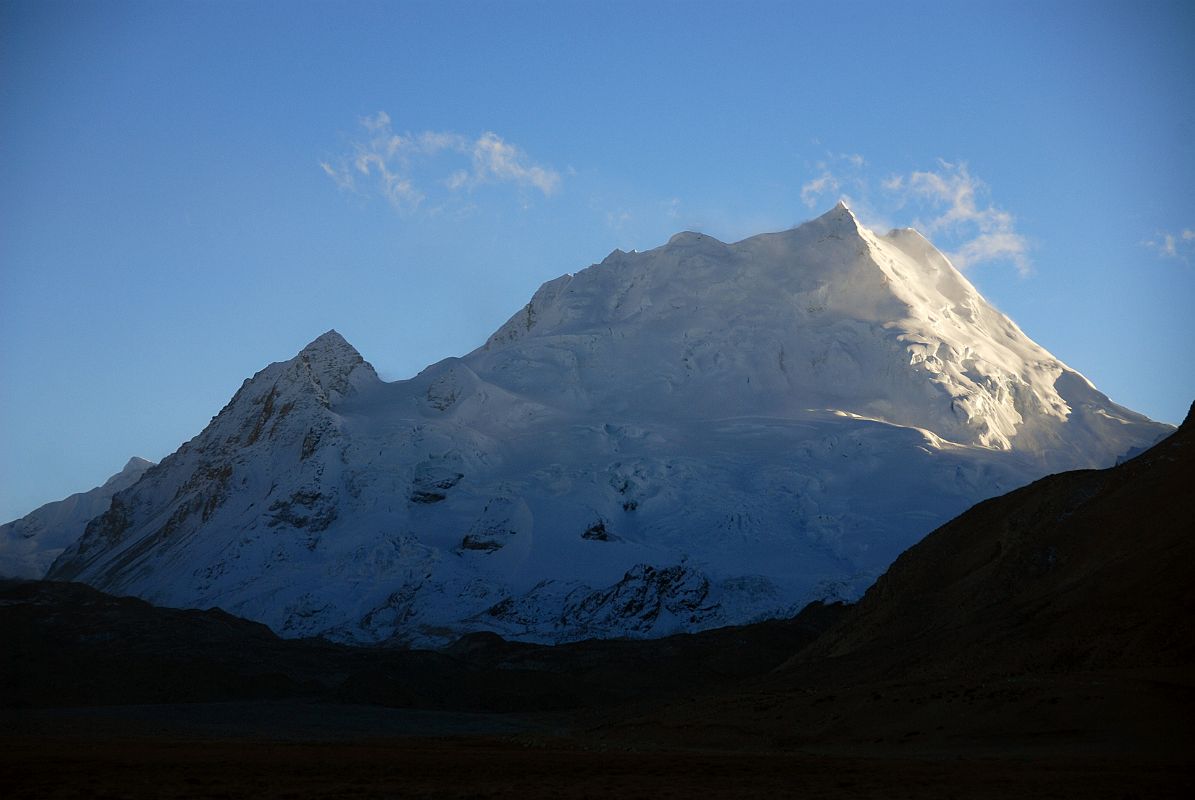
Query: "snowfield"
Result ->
[[33, 204, 1170, 645]]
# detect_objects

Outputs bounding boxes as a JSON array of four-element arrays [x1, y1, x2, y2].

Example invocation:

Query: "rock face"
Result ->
[[0, 457, 154, 579], [46, 205, 1171, 645]]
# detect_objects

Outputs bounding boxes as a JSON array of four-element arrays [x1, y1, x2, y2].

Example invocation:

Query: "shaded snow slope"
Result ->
[[1, 457, 154, 578], [46, 207, 1171, 645]]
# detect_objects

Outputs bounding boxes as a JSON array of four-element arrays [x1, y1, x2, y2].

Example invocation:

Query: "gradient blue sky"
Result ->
[[2, 0, 1193, 522]]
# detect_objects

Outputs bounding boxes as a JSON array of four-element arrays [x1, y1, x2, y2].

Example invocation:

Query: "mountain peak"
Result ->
[[666, 230, 722, 248], [215, 330, 379, 419], [296, 329, 370, 373], [812, 199, 864, 232], [38, 209, 1172, 648], [292, 330, 379, 404], [1, 455, 157, 578], [301, 329, 353, 355], [121, 457, 154, 474]]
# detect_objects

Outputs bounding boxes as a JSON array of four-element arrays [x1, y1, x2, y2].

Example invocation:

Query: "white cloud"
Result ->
[[361, 111, 391, 132], [949, 231, 1029, 272], [319, 161, 354, 191], [1143, 227, 1195, 263], [418, 131, 466, 154], [605, 208, 633, 229], [800, 172, 839, 208], [906, 162, 1005, 231], [471, 131, 561, 195], [901, 160, 1029, 275], [799, 155, 1030, 275], [1156, 233, 1177, 257], [321, 112, 562, 213]]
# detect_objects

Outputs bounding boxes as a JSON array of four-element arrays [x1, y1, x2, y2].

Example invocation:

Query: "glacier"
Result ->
[[41, 203, 1171, 646]]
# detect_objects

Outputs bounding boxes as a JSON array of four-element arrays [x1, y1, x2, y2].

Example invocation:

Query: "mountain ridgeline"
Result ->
[[0, 457, 154, 580], [41, 204, 1170, 645]]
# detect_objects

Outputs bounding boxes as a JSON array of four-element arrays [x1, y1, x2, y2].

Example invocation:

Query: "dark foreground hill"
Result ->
[[602, 402, 1195, 760], [3, 404, 1193, 798], [0, 578, 842, 712]]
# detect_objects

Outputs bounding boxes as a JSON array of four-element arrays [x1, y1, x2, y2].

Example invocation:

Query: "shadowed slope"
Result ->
[[0, 579, 842, 711], [795, 400, 1195, 678], [600, 402, 1195, 758]]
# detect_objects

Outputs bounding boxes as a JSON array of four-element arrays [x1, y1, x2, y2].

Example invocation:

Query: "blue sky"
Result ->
[[2, 0, 1192, 522]]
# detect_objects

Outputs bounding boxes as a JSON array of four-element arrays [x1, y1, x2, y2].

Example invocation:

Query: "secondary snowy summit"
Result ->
[[44, 204, 1170, 645], [0, 457, 154, 579]]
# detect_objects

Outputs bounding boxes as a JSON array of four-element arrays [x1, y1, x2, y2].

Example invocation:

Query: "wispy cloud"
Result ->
[[902, 161, 1029, 274], [799, 153, 863, 208], [1143, 228, 1195, 263], [320, 111, 562, 213], [800, 172, 840, 208], [841, 152, 866, 169], [800, 154, 1030, 275], [471, 131, 561, 195]]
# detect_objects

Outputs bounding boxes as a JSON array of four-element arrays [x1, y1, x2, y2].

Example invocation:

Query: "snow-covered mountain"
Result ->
[[0, 457, 154, 578], [45, 203, 1171, 645]]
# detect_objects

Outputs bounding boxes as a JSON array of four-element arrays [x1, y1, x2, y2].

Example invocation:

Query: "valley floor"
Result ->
[[5, 735, 1189, 800], [4, 701, 1191, 800]]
